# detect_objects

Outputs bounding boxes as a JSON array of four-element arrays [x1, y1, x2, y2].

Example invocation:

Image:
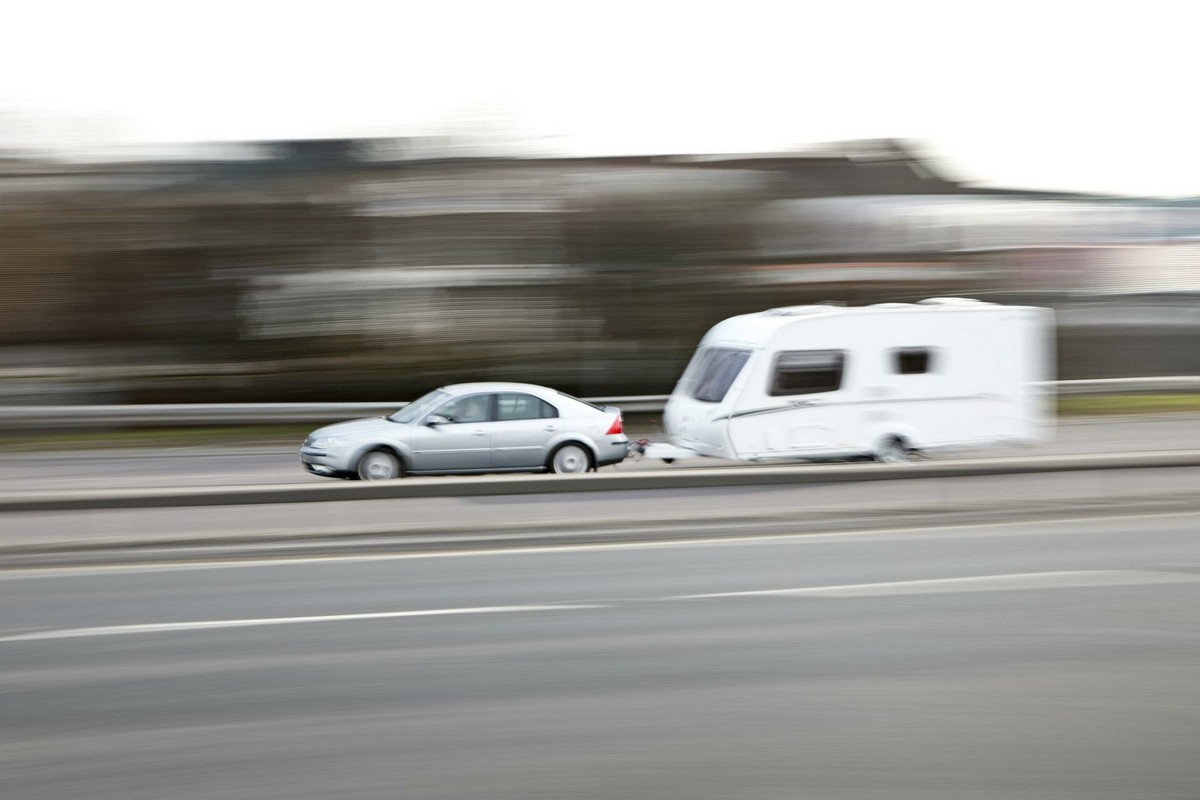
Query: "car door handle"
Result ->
[[472, 430, 487, 436], [544, 425, 558, 432]]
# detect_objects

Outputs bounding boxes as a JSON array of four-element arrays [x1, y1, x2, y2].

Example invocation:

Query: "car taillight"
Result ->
[[606, 414, 623, 435]]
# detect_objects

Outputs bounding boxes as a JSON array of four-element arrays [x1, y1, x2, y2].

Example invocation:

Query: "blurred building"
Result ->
[[2, 138, 1200, 402]]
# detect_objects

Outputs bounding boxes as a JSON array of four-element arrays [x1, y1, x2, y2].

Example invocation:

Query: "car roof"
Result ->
[[442, 382, 558, 396], [428, 383, 605, 415]]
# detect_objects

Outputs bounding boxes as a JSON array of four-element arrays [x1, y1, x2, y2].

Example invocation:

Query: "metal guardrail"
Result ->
[[0, 379, 1197, 430], [1041, 377, 1200, 395], [0, 397, 670, 429]]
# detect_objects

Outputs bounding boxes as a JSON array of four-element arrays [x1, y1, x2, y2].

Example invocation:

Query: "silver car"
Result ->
[[300, 382, 629, 480]]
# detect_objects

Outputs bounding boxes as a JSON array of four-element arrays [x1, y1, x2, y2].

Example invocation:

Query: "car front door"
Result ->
[[407, 393, 494, 472], [490, 393, 560, 468]]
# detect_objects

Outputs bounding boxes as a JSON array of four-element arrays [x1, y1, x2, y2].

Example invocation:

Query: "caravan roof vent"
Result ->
[[761, 305, 834, 317], [918, 297, 991, 307]]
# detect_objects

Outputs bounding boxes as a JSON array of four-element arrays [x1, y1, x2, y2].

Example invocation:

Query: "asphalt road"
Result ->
[[2, 413, 1199, 493], [4, 510, 1200, 799]]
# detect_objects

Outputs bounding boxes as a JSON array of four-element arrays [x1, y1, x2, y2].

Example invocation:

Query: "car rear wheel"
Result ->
[[550, 444, 591, 474], [357, 449, 402, 480]]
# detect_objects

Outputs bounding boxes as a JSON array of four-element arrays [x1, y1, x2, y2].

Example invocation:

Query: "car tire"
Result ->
[[356, 449, 402, 481], [549, 443, 592, 474]]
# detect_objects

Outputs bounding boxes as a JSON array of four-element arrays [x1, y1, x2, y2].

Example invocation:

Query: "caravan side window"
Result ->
[[893, 348, 933, 375], [769, 350, 845, 396]]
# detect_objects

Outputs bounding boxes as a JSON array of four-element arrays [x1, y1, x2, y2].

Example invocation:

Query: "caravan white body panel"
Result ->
[[663, 300, 1054, 462]]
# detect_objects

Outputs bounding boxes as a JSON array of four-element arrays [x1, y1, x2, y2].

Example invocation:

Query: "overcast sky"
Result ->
[[3, 0, 1199, 196]]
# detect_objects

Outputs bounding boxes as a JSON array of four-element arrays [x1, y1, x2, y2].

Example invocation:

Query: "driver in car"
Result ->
[[452, 396, 488, 423]]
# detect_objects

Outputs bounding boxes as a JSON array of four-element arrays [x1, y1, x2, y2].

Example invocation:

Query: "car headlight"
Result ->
[[311, 437, 344, 449]]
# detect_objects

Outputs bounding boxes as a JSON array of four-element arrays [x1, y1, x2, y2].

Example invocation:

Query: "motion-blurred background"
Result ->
[[3, 2, 1199, 404]]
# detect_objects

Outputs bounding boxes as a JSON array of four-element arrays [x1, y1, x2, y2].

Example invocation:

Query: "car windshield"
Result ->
[[388, 389, 449, 424]]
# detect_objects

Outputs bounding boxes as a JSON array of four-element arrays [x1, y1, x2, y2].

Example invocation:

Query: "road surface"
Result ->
[[4, 510, 1200, 799]]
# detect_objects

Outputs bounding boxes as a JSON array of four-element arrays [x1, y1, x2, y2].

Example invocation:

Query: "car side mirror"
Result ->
[[426, 414, 450, 426]]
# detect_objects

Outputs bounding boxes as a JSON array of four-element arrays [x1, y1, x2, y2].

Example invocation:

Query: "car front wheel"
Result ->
[[357, 449, 402, 480]]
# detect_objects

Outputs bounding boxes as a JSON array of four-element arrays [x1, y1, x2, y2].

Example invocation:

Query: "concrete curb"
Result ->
[[3, 450, 1200, 513]]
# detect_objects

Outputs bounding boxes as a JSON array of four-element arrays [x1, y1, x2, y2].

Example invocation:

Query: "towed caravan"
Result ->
[[648, 298, 1054, 463]]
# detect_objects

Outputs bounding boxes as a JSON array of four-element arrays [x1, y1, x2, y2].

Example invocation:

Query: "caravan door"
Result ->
[[727, 349, 849, 459]]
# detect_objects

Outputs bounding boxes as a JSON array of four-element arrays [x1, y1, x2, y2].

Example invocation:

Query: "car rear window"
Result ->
[[556, 391, 605, 412]]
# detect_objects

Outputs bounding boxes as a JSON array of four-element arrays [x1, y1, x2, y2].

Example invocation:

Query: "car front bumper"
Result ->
[[299, 446, 355, 477]]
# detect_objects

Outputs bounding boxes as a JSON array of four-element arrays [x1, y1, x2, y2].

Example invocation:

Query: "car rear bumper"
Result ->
[[597, 438, 629, 468]]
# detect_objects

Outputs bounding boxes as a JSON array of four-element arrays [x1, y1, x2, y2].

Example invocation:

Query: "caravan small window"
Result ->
[[894, 348, 932, 375], [770, 350, 844, 396], [689, 347, 752, 403]]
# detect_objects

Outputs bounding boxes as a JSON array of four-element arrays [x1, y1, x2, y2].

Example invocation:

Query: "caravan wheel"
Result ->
[[874, 436, 912, 464]]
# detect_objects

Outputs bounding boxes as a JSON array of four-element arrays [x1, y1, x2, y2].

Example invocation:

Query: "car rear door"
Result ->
[[490, 393, 560, 468]]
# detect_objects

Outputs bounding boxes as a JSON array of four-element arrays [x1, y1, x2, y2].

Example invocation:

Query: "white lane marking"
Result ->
[[5, 509, 1200, 581], [0, 604, 606, 643], [6, 570, 1200, 644], [673, 570, 1200, 600]]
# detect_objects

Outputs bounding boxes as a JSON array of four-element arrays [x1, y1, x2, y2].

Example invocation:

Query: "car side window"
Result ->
[[496, 393, 557, 421], [435, 394, 491, 424]]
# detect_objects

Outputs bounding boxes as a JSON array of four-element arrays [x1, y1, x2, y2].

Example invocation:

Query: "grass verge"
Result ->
[[1058, 394, 1200, 416]]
